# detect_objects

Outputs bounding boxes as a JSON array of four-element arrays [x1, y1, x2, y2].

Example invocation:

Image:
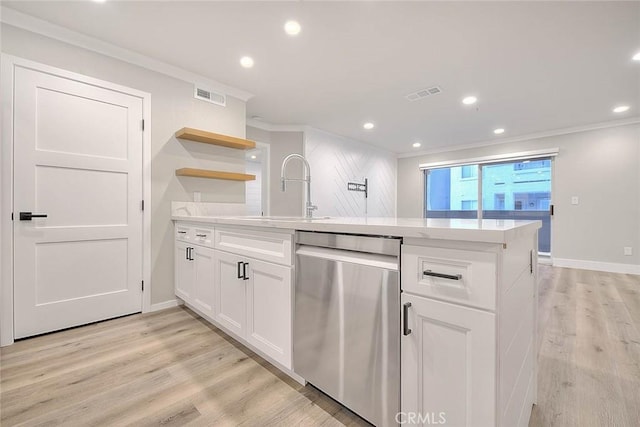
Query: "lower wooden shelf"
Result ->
[[175, 168, 255, 181]]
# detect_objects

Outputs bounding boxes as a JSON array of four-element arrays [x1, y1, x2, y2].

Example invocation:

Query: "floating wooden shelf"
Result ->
[[175, 168, 255, 181], [175, 127, 256, 150]]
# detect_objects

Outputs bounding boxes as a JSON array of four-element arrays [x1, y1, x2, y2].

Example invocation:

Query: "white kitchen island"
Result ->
[[172, 213, 541, 427]]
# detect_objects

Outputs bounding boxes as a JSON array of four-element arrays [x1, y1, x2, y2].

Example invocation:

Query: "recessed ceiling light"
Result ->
[[92, 0, 107, 3], [632, 52, 640, 61], [613, 105, 630, 113], [363, 122, 375, 130], [284, 20, 301, 36], [462, 96, 477, 105], [240, 56, 254, 68], [493, 128, 505, 135], [412, 142, 421, 148], [250, 155, 257, 159]]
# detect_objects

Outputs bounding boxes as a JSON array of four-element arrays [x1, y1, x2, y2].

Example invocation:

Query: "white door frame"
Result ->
[[0, 54, 152, 346]]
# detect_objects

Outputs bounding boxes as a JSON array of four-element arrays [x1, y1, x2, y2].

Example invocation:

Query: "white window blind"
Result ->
[[419, 148, 559, 170]]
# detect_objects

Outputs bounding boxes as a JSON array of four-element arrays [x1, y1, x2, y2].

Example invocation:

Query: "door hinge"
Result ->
[[141, 119, 145, 131], [141, 200, 145, 211], [141, 280, 144, 291]]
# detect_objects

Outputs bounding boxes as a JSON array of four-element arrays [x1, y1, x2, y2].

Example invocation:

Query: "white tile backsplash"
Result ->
[[171, 201, 246, 217], [305, 129, 396, 217]]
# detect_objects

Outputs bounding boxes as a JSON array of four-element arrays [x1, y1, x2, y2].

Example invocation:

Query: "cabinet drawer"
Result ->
[[192, 226, 214, 248], [175, 224, 192, 242], [175, 223, 214, 248], [401, 245, 497, 310], [215, 227, 293, 266]]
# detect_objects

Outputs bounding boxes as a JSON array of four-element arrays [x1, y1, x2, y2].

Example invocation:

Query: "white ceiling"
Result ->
[[3, 1, 639, 154]]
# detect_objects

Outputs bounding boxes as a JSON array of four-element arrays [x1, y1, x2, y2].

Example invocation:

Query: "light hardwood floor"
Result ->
[[1, 266, 638, 426]]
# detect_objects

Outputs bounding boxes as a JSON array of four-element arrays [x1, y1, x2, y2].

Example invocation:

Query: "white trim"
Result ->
[[0, 6, 253, 102], [0, 54, 153, 346], [149, 299, 180, 313], [553, 258, 640, 275], [419, 148, 559, 170], [253, 141, 271, 216], [1, 55, 15, 347], [399, 117, 640, 159], [141, 89, 152, 314]]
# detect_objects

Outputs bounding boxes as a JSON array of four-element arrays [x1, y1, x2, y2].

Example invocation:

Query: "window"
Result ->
[[425, 157, 552, 253], [461, 165, 477, 179], [461, 200, 477, 210], [424, 166, 478, 219]]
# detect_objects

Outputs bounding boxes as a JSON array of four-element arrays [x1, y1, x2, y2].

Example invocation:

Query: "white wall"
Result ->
[[304, 128, 396, 217], [246, 126, 305, 217], [398, 123, 640, 271], [1, 24, 248, 305]]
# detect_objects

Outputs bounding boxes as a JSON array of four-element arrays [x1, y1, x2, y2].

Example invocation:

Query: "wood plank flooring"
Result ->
[[529, 266, 640, 427], [1, 265, 638, 426]]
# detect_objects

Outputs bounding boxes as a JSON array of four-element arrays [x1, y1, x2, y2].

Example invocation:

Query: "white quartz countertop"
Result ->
[[171, 215, 541, 244]]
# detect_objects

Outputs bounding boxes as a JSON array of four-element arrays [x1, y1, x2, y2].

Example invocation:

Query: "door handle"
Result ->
[[237, 261, 244, 279], [403, 302, 412, 336], [242, 262, 249, 280], [19, 212, 48, 221]]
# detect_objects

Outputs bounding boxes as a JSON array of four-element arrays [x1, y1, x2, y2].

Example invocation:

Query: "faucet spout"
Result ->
[[280, 154, 317, 219]]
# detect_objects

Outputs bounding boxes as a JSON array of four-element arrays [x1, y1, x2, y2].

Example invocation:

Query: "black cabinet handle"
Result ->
[[242, 262, 249, 280], [19, 212, 48, 221], [237, 261, 243, 279], [185, 247, 189, 260], [403, 302, 412, 336], [187, 247, 194, 261], [423, 270, 462, 280]]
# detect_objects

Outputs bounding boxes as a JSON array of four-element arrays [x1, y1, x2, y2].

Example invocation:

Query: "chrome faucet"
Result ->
[[280, 153, 317, 219]]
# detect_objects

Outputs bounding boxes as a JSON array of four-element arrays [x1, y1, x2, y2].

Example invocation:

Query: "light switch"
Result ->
[[571, 196, 579, 205]]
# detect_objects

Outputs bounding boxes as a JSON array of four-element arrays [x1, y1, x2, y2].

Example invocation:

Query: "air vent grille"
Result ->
[[194, 84, 226, 107], [405, 86, 442, 101]]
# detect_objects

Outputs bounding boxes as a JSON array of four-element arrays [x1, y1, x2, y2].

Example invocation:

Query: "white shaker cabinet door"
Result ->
[[175, 241, 195, 302], [214, 250, 246, 337], [246, 259, 293, 368], [401, 293, 496, 427], [192, 246, 216, 320]]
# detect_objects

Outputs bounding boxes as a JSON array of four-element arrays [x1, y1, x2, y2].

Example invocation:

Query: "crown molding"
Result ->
[[0, 6, 254, 102], [397, 116, 640, 159], [246, 118, 306, 132]]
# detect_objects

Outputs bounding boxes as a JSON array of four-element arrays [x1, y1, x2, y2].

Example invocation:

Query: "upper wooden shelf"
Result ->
[[176, 168, 255, 181], [175, 127, 256, 150]]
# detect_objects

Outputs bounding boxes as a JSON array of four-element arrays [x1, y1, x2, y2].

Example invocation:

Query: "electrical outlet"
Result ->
[[624, 247, 633, 256], [571, 196, 579, 205]]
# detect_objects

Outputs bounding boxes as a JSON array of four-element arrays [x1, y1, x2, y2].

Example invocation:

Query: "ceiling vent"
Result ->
[[194, 84, 226, 107], [405, 86, 442, 101]]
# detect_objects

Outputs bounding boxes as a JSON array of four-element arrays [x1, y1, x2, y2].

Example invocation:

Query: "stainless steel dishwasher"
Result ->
[[294, 231, 401, 427]]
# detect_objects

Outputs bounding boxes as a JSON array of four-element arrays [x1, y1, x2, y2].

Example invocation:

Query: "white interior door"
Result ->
[[13, 65, 144, 339]]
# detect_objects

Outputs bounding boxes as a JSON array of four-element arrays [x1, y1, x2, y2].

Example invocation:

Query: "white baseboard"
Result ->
[[148, 299, 181, 312], [552, 258, 640, 275]]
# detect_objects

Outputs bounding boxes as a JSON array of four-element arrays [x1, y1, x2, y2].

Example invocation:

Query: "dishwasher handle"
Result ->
[[296, 245, 398, 271], [403, 302, 412, 336]]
